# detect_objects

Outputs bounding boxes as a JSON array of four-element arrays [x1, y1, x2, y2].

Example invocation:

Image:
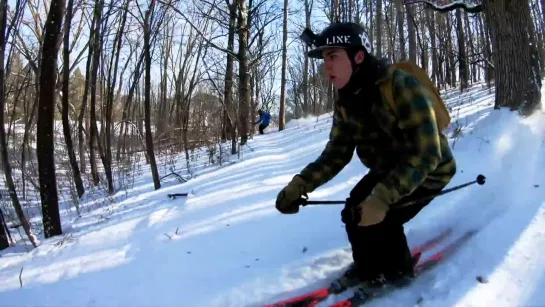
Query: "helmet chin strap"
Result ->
[[339, 47, 365, 90], [347, 48, 363, 79]]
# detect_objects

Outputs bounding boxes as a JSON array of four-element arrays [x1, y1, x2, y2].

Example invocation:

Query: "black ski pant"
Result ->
[[341, 171, 441, 281], [258, 124, 268, 134]]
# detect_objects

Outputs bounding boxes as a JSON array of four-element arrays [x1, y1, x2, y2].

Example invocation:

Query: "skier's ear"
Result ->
[[354, 50, 365, 65]]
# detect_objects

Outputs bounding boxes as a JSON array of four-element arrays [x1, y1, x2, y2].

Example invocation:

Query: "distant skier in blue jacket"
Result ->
[[254, 109, 271, 134]]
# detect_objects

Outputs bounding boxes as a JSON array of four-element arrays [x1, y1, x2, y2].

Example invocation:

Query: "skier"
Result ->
[[254, 109, 271, 134], [275, 22, 457, 291]]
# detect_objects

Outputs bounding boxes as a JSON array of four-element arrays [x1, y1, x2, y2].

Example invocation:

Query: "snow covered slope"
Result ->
[[1, 83, 545, 307]]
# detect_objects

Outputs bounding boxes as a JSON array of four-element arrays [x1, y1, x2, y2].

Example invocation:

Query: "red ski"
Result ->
[[264, 228, 454, 307]]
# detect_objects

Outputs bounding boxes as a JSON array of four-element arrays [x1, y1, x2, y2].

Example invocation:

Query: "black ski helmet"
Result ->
[[302, 22, 372, 59]]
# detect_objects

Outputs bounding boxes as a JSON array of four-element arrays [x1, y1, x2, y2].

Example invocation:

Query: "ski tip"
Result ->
[[328, 301, 352, 307], [263, 288, 330, 307]]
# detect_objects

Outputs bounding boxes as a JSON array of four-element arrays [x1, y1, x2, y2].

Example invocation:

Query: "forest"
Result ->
[[0, 0, 542, 249]]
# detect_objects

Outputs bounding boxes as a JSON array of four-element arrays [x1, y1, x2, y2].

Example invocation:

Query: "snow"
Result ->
[[1, 82, 545, 307]]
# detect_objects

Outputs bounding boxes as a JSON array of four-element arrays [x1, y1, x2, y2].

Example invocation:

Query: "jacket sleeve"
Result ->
[[299, 105, 356, 193], [372, 70, 443, 204]]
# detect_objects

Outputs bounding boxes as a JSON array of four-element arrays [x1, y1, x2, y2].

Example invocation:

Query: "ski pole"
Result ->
[[393, 174, 486, 208], [297, 174, 486, 208], [246, 143, 255, 151]]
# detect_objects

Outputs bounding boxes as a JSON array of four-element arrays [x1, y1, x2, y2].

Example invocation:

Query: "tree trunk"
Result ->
[[376, 0, 382, 58], [427, 9, 439, 86], [446, 13, 456, 87], [118, 52, 145, 159], [436, 12, 446, 89], [62, 0, 84, 200], [144, 0, 161, 189], [407, 6, 417, 62], [486, 0, 541, 114], [456, 9, 469, 90], [396, 0, 406, 60], [93, 0, 114, 194], [331, 0, 338, 22], [237, 0, 250, 145], [368, 0, 374, 48], [530, 0, 545, 73], [37, 0, 64, 238], [478, 13, 493, 86], [303, 0, 311, 117], [278, 0, 288, 130], [158, 20, 170, 139], [88, 1, 102, 187], [464, 12, 477, 83], [224, 1, 237, 154], [104, 0, 129, 190], [526, 6, 542, 89], [77, 12, 95, 176], [419, 14, 429, 72]]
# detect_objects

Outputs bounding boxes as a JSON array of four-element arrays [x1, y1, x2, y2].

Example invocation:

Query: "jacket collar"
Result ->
[[337, 56, 391, 110]]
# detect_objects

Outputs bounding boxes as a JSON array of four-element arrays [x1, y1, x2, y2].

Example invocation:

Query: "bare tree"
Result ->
[[487, 0, 541, 114], [88, 0, 104, 188], [456, 9, 469, 90], [36, 0, 65, 238], [278, 0, 288, 130], [224, 1, 238, 153], [0, 0, 38, 247], [237, 0, 250, 145], [144, 0, 161, 189], [410, 0, 542, 114], [62, 0, 84, 199], [396, 0, 407, 60], [302, 0, 313, 115]]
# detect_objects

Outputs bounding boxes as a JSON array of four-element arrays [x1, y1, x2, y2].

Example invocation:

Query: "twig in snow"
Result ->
[[175, 227, 179, 234], [476, 137, 490, 152], [164, 233, 172, 240], [54, 233, 73, 248], [19, 267, 23, 288], [159, 169, 187, 183]]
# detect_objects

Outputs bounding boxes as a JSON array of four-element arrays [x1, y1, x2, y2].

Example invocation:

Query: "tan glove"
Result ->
[[357, 183, 396, 226], [275, 175, 310, 214]]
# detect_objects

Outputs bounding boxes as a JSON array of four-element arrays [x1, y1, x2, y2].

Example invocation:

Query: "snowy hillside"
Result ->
[[1, 82, 545, 307]]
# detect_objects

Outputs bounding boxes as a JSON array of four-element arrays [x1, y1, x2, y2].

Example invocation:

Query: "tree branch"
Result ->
[[249, 48, 282, 67], [157, 0, 239, 58], [404, 0, 483, 13]]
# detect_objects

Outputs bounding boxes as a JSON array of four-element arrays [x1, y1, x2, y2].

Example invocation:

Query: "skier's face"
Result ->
[[322, 48, 363, 89]]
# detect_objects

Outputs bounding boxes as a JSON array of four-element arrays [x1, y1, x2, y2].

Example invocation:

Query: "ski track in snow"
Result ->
[[1, 82, 545, 307]]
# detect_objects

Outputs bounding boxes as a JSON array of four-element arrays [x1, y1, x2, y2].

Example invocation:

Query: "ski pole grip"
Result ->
[[292, 197, 309, 207]]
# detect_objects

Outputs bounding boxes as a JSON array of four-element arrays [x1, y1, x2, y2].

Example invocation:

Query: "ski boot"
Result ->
[[349, 270, 416, 303], [329, 262, 363, 294]]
